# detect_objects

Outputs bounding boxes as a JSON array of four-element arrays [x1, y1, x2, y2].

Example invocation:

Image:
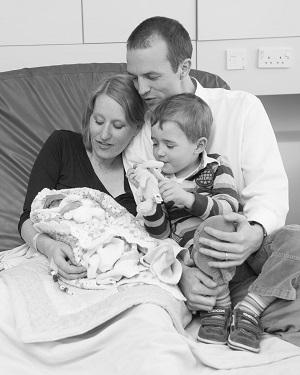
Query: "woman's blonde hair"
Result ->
[[82, 73, 146, 151]]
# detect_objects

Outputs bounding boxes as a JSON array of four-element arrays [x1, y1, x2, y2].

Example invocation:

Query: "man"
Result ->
[[124, 16, 300, 348]]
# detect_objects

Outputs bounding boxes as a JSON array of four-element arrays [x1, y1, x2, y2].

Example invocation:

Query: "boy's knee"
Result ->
[[196, 215, 235, 241]]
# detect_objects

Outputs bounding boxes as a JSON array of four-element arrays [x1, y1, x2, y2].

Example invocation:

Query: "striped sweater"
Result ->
[[143, 152, 240, 249]]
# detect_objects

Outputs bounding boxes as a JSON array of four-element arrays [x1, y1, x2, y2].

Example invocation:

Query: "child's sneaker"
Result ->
[[228, 307, 263, 353], [197, 307, 231, 345]]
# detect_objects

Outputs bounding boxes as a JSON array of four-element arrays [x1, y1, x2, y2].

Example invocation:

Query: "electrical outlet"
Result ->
[[226, 49, 246, 70], [258, 48, 291, 68]]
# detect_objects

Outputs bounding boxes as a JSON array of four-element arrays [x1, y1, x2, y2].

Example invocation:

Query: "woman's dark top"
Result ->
[[18, 130, 137, 234]]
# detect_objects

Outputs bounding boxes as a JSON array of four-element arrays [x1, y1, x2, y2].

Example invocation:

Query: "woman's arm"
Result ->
[[19, 131, 87, 279], [21, 219, 86, 279]]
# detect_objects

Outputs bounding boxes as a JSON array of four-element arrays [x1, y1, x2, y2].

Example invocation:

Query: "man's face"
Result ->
[[126, 39, 182, 111]]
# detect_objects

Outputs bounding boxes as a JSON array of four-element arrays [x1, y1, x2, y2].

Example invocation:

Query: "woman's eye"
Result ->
[[113, 123, 124, 130]]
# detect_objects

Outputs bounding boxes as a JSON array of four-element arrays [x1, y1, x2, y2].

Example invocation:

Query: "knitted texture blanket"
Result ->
[[30, 187, 185, 294]]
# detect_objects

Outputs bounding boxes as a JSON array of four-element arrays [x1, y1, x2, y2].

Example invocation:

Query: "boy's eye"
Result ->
[[166, 144, 175, 149]]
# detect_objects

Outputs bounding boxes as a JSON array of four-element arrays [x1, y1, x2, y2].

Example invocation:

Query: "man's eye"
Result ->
[[167, 144, 174, 149], [147, 75, 159, 80]]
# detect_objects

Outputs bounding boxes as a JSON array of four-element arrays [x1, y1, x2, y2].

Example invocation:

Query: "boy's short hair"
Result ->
[[150, 93, 213, 142], [127, 16, 192, 73]]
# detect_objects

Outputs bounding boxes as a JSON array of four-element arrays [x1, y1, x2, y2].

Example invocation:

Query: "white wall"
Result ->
[[0, 0, 299, 224], [0, 0, 197, 71], [196, 0, 300, 95]]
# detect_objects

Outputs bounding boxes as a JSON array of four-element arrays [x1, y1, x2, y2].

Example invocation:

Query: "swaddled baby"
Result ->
[[30, 187, 183, 289]]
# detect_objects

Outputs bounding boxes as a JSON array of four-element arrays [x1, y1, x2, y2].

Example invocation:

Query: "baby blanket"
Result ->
[[30, 187, 185, 296]]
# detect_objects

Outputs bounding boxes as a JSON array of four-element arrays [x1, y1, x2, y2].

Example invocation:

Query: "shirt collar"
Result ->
[[192, 77, 211, 106], [167, 150, 220, 183]]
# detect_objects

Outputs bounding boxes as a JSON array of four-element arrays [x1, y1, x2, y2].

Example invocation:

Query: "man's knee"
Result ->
[[269, 224, 300, 257]]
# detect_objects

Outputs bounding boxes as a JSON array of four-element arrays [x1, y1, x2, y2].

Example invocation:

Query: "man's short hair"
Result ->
[[127, 16, 193, 73], [150, 93, 213, 142]]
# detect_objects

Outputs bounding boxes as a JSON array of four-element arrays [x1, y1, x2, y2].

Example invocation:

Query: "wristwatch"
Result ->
[[249, 221, 267, 238]]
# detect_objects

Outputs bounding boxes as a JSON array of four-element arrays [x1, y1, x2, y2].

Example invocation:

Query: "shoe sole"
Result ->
[[228, 337, 259, 353], [197, 336, 227, 345]]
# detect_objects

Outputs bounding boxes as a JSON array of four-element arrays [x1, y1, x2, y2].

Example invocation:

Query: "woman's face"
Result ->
[[89, 94, 139, 160]]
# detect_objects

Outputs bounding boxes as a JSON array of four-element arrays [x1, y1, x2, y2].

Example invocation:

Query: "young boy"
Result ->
[[128, 93, 270, 353]]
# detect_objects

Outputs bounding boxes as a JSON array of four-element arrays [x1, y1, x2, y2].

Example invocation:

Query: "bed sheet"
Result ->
[[1, 277, 300, 375]]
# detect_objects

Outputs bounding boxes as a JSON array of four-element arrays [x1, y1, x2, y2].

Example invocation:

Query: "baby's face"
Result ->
[[151, 121, 200, 179]]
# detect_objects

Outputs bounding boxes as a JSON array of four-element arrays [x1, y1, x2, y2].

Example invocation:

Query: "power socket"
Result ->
[[258, 48, 291, 68]]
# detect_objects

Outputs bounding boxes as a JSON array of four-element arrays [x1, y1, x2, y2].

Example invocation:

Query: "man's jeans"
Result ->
[[230, 224, 300, 346], [192, 215, 300, 346]]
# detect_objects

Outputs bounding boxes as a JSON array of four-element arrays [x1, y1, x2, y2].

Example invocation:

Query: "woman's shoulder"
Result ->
[[47, 130, 82, 145], [50, 129, 81, 139]]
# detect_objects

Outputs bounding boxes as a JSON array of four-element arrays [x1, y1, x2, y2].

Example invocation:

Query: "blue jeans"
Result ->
[[230, 224, 300, 346], [192, 216, 236, 285]]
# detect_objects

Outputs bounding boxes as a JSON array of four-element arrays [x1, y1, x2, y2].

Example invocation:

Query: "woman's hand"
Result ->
[[43, 239, 87, 280], [179, 261, 225, 312], [197, 212, 264, 269]]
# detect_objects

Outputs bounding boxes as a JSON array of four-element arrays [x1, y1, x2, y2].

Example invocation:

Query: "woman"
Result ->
[[19, 73, 146, 280]]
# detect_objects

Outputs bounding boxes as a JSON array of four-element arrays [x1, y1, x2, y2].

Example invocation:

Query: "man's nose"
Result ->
[[137, 77, 150, 96]]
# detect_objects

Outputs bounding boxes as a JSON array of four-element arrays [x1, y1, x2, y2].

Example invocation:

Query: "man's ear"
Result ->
[[180, 59, 192, 79], [194, 137, 207, 154]]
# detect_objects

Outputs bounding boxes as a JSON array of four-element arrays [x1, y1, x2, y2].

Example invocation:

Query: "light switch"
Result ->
[[226, 49, 246, 70]]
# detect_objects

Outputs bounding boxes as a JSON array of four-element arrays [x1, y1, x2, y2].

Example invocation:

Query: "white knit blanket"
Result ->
[[30, 187, 186, 293]]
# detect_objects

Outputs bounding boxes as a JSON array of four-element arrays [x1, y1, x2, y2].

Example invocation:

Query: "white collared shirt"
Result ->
[[123, 79, 288, 234]]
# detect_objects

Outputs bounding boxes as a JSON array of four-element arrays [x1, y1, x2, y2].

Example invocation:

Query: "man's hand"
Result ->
[[158, 180, 194, 208], [179, 262, 225, 312], [198, 213, 264, 269]]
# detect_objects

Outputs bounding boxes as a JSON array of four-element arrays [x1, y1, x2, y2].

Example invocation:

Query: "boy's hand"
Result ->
[[126, 167, 139, 188], [158, 180, 195, 208]]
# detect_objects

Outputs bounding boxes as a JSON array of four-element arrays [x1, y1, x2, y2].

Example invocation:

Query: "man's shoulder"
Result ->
[[202, 86, 260, 107]]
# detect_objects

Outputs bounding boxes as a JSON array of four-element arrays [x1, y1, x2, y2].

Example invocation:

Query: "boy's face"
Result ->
[[151, 121, 201, 178], [126, 39, 182, 112]]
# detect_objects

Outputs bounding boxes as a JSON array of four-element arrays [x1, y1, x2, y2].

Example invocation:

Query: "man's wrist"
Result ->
[[249, 221, 267, 238]]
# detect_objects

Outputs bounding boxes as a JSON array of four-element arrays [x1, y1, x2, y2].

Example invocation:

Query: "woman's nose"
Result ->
[[100, 123, 112, 140]]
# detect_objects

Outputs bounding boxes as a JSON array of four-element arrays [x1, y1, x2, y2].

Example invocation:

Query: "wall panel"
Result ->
[[83, 0, 196, 43], [196, 38, 300, 95], [0, 0, 82, 45], [197, 0, 300, 41]]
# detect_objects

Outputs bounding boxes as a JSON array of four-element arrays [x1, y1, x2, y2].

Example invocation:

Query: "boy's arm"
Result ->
[[143, 203, 170, 240], [189, 155, 239, 219]]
